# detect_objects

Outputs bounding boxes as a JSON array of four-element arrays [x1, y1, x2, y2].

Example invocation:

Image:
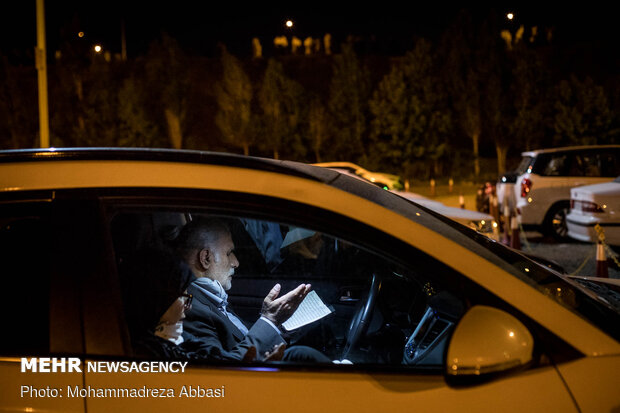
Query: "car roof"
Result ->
[[521, 144, 620, 157], [0, 147, 340, 183], [312, 161, 364, 170], [0, 147, 414, 221]]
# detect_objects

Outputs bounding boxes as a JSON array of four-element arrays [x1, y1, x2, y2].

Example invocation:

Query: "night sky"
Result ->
[[0, 2, 617, 60]]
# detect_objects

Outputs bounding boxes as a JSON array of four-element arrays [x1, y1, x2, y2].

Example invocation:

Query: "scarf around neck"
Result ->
[[192, 277, 249, 335]]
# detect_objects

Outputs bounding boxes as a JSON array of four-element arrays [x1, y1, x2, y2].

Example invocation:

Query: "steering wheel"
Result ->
[[341, 273, 381, 360]]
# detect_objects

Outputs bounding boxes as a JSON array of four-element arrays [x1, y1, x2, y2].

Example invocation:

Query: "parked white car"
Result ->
[[319, 165, 498, 239], [313, 161, 404, 190], [510, 145, 620, 240], [567, 176, 620, 246], [392, 190, 499, 239]]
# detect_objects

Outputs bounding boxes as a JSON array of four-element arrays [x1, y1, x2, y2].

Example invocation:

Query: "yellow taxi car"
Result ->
[[1, 148, 618, 413]]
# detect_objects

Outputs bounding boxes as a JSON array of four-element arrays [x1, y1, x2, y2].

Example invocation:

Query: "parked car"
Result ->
[[496, 170, 520, 212], [1, 148, 619, 413], [509, 145, 620, 240], [392, 191, 499, 240], [567, 176, 620, 246], [318, 165, 498, 239], [313, 161, 404, 190]]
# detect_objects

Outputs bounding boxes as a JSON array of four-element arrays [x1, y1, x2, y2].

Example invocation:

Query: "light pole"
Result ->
[[35, 0, 50, 148]]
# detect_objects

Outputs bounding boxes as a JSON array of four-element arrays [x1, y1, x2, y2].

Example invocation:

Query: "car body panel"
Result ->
[[556, 356, 620, 413], [0, 358, 84, 413], [502, 146, 620, 231], [516, 174, 611, 226], [567, 180, 620, 245], [73, 362, 577, 413], [1, 149, 619, 412], [1, 156, 617, 357]]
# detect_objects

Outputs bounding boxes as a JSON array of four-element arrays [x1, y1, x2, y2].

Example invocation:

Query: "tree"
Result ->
[[369, 39, 451, 178], [0, 57, 38, 148], [214, 47, 254, 155], [478, 16, 511, 177], [510, 46, 548, 152], [553, 75, 614, 146], [327, 42, 371, 162], [440, 11, 485, 180], [117, 75, 161, 147], [77, 56, 122, 146], [144, 34, 189, 149], [307, 96, 329, 162], [258, 58, 304, 159]]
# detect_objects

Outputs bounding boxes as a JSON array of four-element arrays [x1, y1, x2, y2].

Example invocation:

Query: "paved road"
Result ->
[[517, 231, 620, 278], [423, 185, 619, 278]]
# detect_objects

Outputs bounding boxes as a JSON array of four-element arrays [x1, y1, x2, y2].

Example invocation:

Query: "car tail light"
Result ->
[[520, 178, 532, 198], [570, 200, 604, 213]]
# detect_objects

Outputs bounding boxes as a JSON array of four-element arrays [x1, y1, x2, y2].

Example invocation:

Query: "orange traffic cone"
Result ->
[[596, 240, 608, 278], [510, 213, 521, 250]]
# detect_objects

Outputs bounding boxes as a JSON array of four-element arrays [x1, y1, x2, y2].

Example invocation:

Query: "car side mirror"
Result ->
[[445, 305, 533, 377]]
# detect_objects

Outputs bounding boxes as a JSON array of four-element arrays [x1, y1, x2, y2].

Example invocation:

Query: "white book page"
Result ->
[[281, 290, 332, 331]]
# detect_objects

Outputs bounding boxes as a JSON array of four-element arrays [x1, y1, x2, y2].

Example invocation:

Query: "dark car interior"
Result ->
[[109, 208, 465, 367]]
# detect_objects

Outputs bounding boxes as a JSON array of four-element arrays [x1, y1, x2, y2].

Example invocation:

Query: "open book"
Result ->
[[281, 290, 333, 331]]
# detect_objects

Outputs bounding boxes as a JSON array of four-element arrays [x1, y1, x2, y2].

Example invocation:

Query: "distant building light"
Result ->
[[507, 13, 514, 20], [78, 31, 85, 38], [285, 20, 293, 28], [94, 45, 102, 53]]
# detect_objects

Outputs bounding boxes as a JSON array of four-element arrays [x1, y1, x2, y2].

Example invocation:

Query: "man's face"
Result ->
[[205, 231, 239, 290]]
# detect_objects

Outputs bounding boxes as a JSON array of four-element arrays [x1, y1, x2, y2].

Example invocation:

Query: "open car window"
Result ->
[[108, 207, 467, 370]]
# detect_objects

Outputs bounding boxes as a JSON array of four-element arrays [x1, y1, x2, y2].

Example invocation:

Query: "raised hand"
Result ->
[[260, 283, 311, 326]]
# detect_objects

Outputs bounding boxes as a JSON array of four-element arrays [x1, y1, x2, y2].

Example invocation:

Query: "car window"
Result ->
[[570, 152, 601, 177], [516, 156, 534, 174], [542, 154, 569, 176], [598, 150, 620, 177], [537, 150, 619, 177], [0, 203, 51, 355], [108, 207, 468, 370]]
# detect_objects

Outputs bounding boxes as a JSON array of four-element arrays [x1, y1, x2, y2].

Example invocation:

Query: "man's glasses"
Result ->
[[181, 293, 193, 310]]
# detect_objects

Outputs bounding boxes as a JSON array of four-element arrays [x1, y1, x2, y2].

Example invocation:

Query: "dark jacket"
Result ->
[[131, 331, 219, 361], [183, 282, 285, 361]]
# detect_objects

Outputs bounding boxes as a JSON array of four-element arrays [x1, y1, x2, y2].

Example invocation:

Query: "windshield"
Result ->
[[516, 156, 534, 174], [334, 175, 620, 343], [434, 207, 620, 342]]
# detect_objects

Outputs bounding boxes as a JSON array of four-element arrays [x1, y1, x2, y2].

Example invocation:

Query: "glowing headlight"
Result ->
[[469, 219, 495, 234]]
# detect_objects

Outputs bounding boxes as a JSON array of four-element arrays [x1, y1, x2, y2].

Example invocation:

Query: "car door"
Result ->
[[0, 195, 85, 413], [75, 188, 581, 412]]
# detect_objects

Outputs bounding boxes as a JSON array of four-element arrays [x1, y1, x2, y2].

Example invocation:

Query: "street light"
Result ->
[[285, 20, 293, 28], [506, 12, 514, 20], [94, 44, 102, 53]]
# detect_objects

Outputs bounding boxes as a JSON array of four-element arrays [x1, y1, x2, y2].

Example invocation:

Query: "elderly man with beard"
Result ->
[[175, 217, 330, 362]]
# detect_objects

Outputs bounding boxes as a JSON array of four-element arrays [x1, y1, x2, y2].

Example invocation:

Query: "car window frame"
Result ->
[[83, 187, 582, 373], [0, 191, 85, 357]]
